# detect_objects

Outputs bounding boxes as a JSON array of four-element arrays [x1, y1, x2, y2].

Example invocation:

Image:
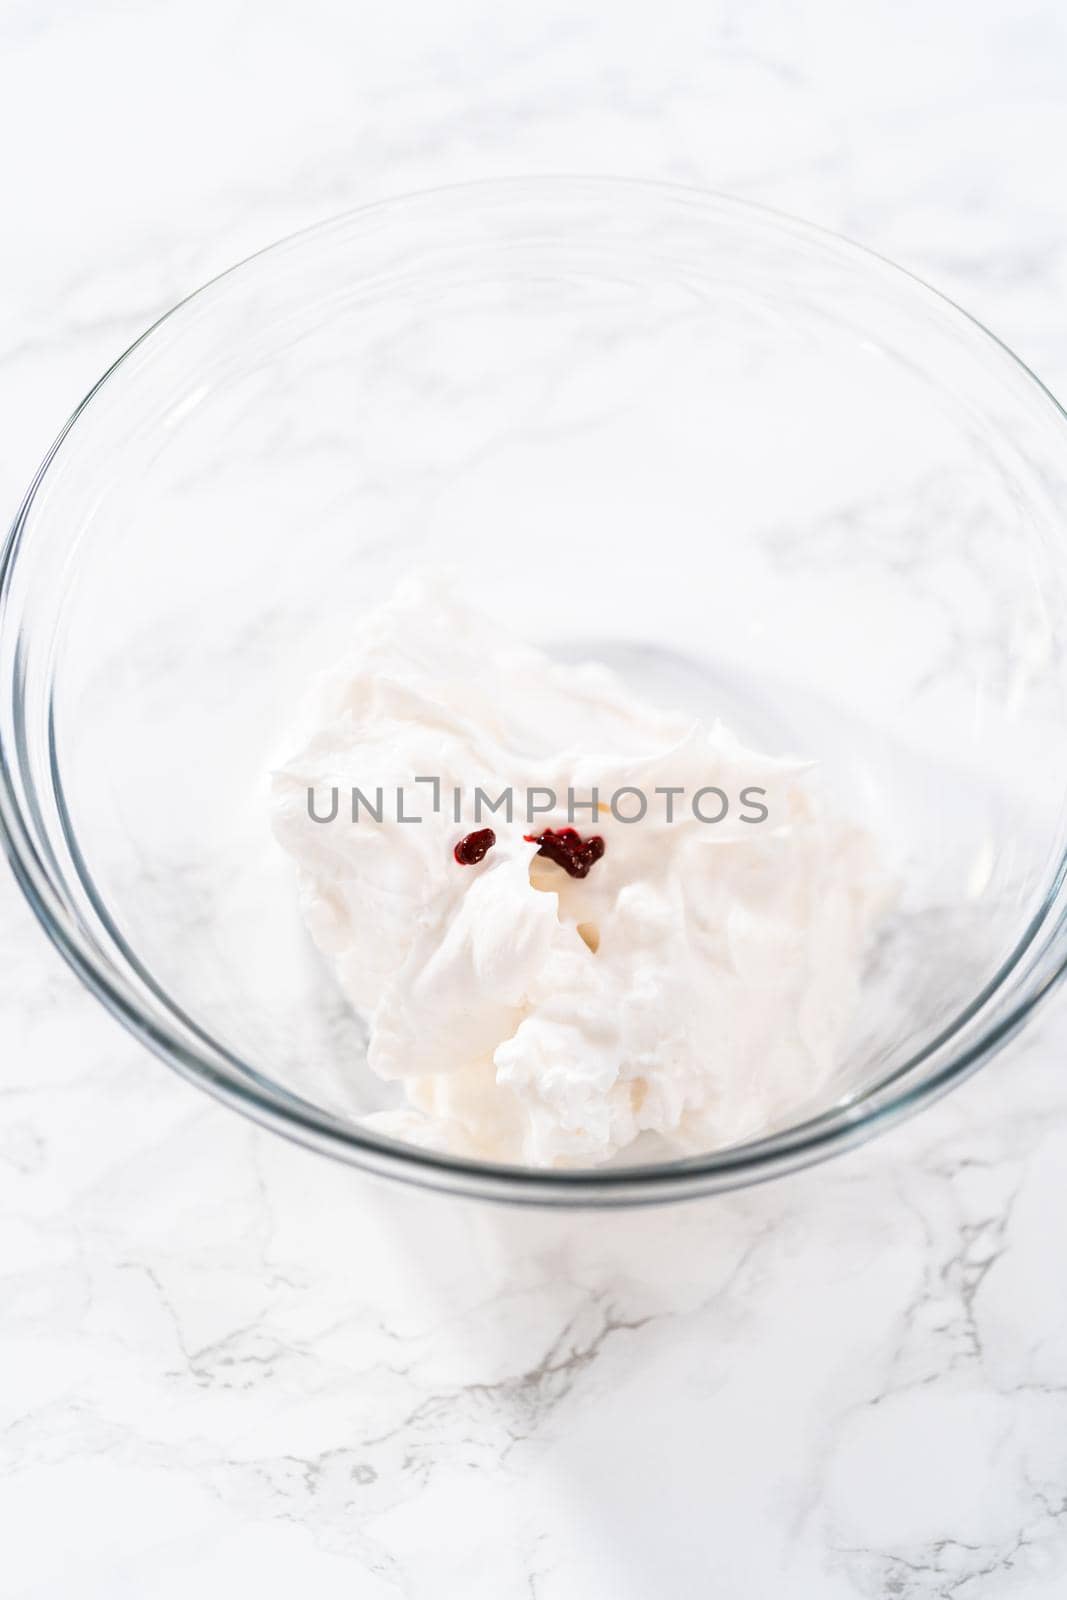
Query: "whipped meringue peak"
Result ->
[[270, 575, 889, 1168]]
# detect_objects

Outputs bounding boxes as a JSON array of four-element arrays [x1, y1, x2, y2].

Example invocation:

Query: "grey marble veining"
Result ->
[[2, 2, 1067, 1595]]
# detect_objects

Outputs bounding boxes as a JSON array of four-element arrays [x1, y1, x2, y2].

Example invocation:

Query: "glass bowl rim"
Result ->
[[3, 174, 1067, 1206]]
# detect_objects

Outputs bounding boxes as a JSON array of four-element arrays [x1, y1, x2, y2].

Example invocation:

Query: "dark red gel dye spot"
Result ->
[[524, 827, 606, 879], [454, 828, 496, 865]]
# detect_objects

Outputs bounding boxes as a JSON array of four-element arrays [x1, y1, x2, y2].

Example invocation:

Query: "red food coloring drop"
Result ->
[[524, 827, 606, 880], [453, 828, 496, 865]]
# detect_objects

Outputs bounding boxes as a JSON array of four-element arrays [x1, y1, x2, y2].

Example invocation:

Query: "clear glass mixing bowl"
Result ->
[[3, 178, 1067, 1204]]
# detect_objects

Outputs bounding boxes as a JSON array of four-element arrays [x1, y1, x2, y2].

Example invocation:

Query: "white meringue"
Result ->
[[270, 577, 887, 1167]]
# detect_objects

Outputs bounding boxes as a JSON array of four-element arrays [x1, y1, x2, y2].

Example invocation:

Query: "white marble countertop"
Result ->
[[3, 3, 1067, 1594]]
